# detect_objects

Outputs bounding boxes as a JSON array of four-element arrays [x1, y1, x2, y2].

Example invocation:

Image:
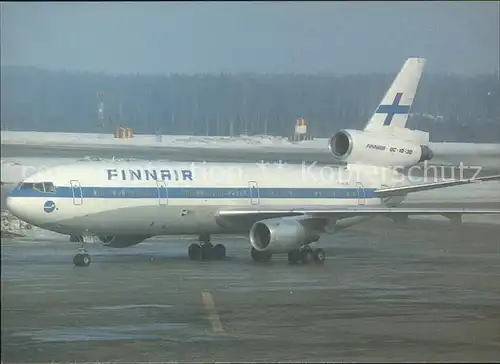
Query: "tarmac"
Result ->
[[2, 218, 500, 363], [3, 143, 500, 172], [2, 143, 329, 164]]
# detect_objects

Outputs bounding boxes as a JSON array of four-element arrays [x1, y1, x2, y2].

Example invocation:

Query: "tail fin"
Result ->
[[364, 57, 426, 131]]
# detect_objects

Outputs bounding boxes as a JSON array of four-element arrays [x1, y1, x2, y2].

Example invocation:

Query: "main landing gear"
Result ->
[[251, 247, 272, 263], [287, 246, 326, 265], [251, 245, 326, 265], [72, 236, 91, 267], [188, 234, 227, 261]]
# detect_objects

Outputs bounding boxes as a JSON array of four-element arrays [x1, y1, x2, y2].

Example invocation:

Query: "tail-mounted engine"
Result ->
[[328, 129, 433, 168]]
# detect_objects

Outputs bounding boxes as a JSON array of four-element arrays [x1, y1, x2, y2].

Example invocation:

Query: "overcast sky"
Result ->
[[2, 1, 499, 75]]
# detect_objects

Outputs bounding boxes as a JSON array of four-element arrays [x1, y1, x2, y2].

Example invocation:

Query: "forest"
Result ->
[[1, 66, 499, 142]]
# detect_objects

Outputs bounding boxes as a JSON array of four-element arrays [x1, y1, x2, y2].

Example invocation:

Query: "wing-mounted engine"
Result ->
[[98, 235, 147, 248], [328, 129, 433, 168], [249, 218, 320, 254]]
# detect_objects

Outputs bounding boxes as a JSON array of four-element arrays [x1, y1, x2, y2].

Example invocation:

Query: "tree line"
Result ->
[[1, 66, 499, 142]]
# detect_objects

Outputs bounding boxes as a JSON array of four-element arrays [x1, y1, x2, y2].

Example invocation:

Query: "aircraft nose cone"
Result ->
[[5, 190, 27, 220], [5, 196, 19, 217]]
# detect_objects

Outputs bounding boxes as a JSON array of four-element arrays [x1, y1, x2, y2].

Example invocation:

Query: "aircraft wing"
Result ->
[[374, 174, 500, 198], [216, 206, 500, 227]]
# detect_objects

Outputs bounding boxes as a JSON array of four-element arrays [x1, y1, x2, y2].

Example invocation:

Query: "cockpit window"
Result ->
[[19, 182, 34, 190], [19, 182, 56, 193], [44, 182, 55, 193], [33, 183, 45, 192]]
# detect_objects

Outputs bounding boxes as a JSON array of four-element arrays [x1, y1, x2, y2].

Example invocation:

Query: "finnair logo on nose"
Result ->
[[44, 200, 56, 213]]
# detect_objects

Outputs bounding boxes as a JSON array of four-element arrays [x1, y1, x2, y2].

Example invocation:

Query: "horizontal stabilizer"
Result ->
[[375, 174, 500, 198]]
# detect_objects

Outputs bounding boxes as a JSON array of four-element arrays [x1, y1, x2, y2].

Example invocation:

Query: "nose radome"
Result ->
[[6, 196, 14, 212], [6, 196, 22, 219]]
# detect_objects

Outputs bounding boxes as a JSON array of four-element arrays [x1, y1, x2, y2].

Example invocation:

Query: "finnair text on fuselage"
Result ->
[[107, 168, 194, 181]]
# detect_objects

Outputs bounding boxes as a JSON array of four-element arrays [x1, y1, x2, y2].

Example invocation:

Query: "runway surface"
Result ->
[[2, 143, 328, 163], [2, 218, 500, 363], [3, 143, 500, 171]]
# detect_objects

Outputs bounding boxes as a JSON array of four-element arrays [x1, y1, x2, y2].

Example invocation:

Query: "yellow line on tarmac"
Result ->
[[201, 291, 224, 333]]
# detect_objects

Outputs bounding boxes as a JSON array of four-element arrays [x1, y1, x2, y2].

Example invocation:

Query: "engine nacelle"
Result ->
[[98, 235, 147, 248], [328, 129, 433, 168], [249, 218, 320, 254]]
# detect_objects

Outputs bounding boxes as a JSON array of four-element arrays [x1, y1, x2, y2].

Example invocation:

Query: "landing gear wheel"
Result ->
[[313, 248, 326, 264], [201, 242, 214, 260], [288, 250, 301, 265], [251, 247, 272, 263], [73, 253, 91, 267], [188, 243, 202, 260], [300, 249, 313, 265], [213, 244, 226, 260]]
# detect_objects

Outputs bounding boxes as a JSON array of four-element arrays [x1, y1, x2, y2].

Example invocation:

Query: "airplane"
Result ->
[[5, 57, 500, 267]]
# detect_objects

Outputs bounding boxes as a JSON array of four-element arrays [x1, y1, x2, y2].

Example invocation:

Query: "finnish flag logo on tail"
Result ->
[[364, 58, 426, 130], [376, 92, 410, 126]]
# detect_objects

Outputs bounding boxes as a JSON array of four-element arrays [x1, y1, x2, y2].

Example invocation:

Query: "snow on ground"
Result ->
[[1, 131, 311, 150], [1, 210, 64, 241]]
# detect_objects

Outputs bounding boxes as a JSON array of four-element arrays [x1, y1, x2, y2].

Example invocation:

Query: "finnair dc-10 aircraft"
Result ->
[[6, 58, 500, 267]]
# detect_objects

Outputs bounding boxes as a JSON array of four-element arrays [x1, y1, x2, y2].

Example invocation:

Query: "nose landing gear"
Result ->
[[72, 236, 92, 267], [73, 251, 91, 267]]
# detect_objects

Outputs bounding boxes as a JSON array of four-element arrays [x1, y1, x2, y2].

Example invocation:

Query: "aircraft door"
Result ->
[[248, 181, 260, 205], [70, 180, 83, 205], [356, 181, 366, 205], [156, 180, 168, 205]]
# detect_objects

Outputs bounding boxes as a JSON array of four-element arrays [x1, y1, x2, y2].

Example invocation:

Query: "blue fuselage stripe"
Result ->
[[9, 186, 379, 200]]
